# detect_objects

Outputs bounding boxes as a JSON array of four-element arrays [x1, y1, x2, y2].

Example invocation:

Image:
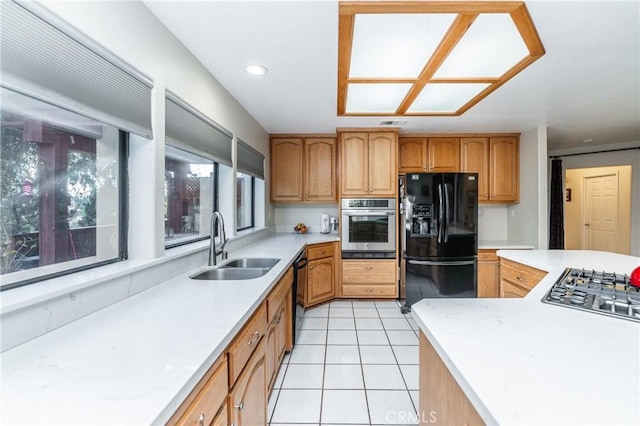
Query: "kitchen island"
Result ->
[[412, 250, 640, 425], [1, 233, 337, 425]]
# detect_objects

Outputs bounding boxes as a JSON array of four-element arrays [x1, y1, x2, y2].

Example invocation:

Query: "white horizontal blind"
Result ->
[[237, 139, 265, 179], [165, 93, 233, 166], [0, 1, 153, 138]]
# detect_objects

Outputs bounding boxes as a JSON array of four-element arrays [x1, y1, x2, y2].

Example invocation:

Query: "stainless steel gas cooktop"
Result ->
[[542, 268, 640, 322]]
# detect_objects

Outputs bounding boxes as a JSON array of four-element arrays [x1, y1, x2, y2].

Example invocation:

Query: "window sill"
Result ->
[[1, 240, 210, 315]]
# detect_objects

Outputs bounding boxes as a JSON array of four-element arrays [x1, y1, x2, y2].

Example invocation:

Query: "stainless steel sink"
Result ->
[[190, 267, 268, 281], [222, 258, 280, 269]]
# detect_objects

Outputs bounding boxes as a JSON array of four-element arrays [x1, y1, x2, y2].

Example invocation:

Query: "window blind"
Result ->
[[165, 92, 233, 166], [237, 139, 265, 179], [0, 1, 153, 138]]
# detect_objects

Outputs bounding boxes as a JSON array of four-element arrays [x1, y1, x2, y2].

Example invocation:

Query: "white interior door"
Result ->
[[583, 173, 618, 251]]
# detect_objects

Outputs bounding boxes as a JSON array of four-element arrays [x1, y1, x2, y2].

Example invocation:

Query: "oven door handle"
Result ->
[[342, 211, 395, 216]]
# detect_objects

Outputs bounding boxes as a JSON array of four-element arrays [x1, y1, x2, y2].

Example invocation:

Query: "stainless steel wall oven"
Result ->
[[341, 198, 396, 259]]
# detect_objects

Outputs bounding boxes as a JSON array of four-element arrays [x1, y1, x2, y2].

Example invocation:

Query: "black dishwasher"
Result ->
[[292, 250, 307, 345]]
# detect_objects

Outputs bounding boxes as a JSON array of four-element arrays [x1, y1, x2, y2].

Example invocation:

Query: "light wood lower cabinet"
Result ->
[[499, 258, 547, 298], [167, 356, 228, 426], [170, 268, 295, 426], [420, 332, 485, 426], [478, 250, 499, 298], [229, 338, 267, 426], [341, 259, 397, 298], [306, 242, 336, 307]]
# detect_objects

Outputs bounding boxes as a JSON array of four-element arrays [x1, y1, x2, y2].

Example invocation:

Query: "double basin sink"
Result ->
[[190, 258, 280, 281]]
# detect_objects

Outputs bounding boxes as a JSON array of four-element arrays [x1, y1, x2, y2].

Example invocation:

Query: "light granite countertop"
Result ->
[[477, 240, 534, 250], [412, 250, 640, 426], [0, 233, 338, 425]]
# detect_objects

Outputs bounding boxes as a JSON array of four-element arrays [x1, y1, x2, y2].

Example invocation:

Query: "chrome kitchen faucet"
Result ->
[[209, 211, 229, 266]]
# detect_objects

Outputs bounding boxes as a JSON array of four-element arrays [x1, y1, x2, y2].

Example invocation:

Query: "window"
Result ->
[[164, 146, 216, 247], [1, 89, 126, 290], [236, 172, 254, 231]]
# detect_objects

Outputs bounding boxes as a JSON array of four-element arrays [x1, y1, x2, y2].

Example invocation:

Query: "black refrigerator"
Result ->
[[400, 173, 478, 312]]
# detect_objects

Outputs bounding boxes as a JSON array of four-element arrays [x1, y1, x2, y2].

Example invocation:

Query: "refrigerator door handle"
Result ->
[[444, 183, 450, 243], [437, 184, 444, 243], [407, 259, 476, 266]]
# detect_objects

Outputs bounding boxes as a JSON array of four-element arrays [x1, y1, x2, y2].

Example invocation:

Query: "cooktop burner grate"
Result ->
[[542, 268, 640, 323]]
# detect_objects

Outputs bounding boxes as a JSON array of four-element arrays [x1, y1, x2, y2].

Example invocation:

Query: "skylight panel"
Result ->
[[350, 13, 456, 79], [434, 13, 530, 78], [346, 83, 412, 113], [407, 83, 491, 113]]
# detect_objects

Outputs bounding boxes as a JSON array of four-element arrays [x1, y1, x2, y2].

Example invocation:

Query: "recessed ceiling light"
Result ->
[[246, 65, 268, 76]]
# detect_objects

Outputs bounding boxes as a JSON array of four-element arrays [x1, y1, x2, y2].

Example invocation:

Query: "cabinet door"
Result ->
[[478, 250, 499, 298], [340, 133, 369, 196], [275, 304, 287, 364], [270, 138, 304, 202], [229, 339, 267, 426], [460, 137, 489, 201], [305, 138, 337, 202], [307, 258, 335, 306], [368, 132, 398, 196], [265, 320, 278, 392], [489, 137, 519, 202], [428, 138, 460, 172], [398, 137, 428, 172]]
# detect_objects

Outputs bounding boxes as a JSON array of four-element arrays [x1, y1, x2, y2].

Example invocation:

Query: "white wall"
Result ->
[[549, 141, 640, 256], [507, 126, 548, 248], [478, 204, 508, 241], [274, 205, 339, 233]]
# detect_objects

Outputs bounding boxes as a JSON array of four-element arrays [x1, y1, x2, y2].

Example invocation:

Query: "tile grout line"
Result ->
[[351, 300, 373, 426]]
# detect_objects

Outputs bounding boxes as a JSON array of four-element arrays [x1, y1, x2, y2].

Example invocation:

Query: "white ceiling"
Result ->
[[144, 1, 640, 151]]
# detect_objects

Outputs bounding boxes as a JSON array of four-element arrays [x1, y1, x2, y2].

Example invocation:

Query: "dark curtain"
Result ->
[[549, 158, 564, 249]]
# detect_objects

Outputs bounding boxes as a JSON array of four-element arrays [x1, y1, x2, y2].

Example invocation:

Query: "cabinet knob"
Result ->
[[247, 331, 259, 346], [364, 266, 374, 270], [319, 251, 325, 254], [198, 414, 205, 426], [584, 223, 590, 227], [515, 275, 527, 283], [235, 401, 245, 411], [309, 265, 314, 270]]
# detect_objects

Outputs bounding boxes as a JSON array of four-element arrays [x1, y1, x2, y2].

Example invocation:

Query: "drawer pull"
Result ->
[[516, 275, 527, 282], [364, 266, 374, 270], [276, 314, 283, 325], [198, 414, 205, 426], [366, 289, 373, 293], [319, 251, 325, 255], [235, 401, 245, 411], [247, 331, 260, 346]]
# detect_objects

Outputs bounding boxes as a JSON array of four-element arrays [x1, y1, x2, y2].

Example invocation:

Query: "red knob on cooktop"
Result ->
[[630, 266, 640, 288]]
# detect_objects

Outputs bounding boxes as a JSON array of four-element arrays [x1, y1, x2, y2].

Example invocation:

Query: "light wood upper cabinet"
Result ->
[[398, 137, 428, 172], [460, 137, 489, 201], [270, 138, 304, 202], [304, 138, 336, 202], [270, 136, 336, 203], [340, 132, 397, 197], [428, 138, 460, 172], [489, 137, 519, 202]]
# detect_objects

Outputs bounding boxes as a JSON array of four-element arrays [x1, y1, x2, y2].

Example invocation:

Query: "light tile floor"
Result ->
[[268, 300, 420, 425]]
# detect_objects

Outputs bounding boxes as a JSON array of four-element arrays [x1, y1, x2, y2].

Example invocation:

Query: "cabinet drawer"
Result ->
[[342, 260, 396, 284], [171, 357, 228, 426], [500, 280, 530, 298], [267, 267, 293, 323], [307, 243, 335, 260], [227, 303, 267, 387], [478, 249, 498, 262], [500, 259, 546, 291], [342, 284, 397, 298]]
